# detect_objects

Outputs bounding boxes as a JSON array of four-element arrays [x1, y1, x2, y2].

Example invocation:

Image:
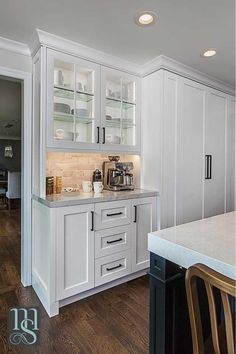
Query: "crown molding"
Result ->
[[141, 55, 235, 96], [0, 36, 30, 57], [29, 29, 141, 76]]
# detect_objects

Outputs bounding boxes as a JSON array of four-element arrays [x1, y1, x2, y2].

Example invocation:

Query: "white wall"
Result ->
[[0, 48, 31, 73]]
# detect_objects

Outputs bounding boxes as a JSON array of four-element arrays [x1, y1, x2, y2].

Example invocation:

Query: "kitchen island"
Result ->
[[148, 212, 236, 354]]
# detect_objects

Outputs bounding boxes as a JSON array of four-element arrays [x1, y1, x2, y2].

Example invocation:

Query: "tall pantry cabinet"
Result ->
[[141, 69, 235, 229]]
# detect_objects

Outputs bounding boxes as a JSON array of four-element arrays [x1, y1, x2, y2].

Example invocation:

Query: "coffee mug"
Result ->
[[93, 181, 103, 194], [82, 181, 92, 193]]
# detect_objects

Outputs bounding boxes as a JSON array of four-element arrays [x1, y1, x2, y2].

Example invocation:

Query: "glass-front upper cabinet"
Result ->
[[101, 67, 140, 152], [47, 49, 100, 149]]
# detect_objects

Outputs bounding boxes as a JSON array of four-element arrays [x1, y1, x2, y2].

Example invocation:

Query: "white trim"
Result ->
[[141, 55, 235, 96], [0, 65, 32, 287], [0, 36, 30, 57], [1, 31, 235, 96], [29, 29, 141, 76], [60, 269, 148, 308]]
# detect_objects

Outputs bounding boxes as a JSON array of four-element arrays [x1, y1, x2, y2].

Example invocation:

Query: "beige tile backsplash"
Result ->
[[46, 152, 140, 190]]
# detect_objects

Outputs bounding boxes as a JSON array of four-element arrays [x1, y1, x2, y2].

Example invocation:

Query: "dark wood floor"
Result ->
[[0, 209, 149, 354]]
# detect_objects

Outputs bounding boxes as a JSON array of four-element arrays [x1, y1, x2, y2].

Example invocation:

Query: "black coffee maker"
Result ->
[[92, 169, 102, 182]]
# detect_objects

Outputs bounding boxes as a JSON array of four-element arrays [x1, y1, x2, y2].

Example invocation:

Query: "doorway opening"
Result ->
[[0, 76, 22, 289], [0, 65, 32, 288]]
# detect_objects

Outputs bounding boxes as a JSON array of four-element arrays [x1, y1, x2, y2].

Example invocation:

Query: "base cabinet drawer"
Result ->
[[95, 225, 132, 258], [95, 250, 131, 286], [95, 200, 131, 230]]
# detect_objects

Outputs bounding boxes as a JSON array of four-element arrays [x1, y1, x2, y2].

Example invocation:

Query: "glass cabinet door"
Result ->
[[48, 50, 100, 149], [101, 68, 139, 150]]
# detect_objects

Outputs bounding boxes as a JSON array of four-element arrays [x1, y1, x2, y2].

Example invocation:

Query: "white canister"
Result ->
[[93, 181, 103, 194], [82, 181, 92, 193]]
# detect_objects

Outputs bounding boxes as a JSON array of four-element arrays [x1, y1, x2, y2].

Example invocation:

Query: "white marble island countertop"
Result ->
[[148, 212, 236, 280], [33, 188, 158, 208]]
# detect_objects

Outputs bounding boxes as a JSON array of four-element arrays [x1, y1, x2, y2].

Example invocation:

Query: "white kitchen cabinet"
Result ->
[[226, 98, 236, 212], [101, 67, 141, 152], [32, 193, 158, 317], [142, 69, 235, 229], [95, 224, 132, 258], [56, 204, 95, 300], [131, 197, 157, 271], [94, 199, 131, 230], [47, 49, 101, 150], [33, 47, 141, 161], [95, 250, 132, 286], [176, 78, 206, 224], [204, 89, 227, 218]]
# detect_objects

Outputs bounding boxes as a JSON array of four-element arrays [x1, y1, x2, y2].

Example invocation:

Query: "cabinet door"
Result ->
[[47, 49, 100, 150], [204, 89, 227, 218], [132, 197, 157, 272], [176, 78, 206, 225], [100, 67, 141, 152], [226, 97, 235, 212], [56, 204, 94, 300]]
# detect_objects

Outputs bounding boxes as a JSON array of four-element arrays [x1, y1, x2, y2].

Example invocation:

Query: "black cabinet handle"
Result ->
[[106, 212, 123, 217], [205, 155, 212, 179], [91, 211, 94, 231], [106, 238, 123, 244], [96, 127, 100, 143], [106, 264, 122, 271], [102, 127, 105, 144], [134, 205, 137, 223]]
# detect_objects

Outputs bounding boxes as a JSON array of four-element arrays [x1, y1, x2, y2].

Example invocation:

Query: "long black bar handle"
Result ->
[[205, 155, 210, 179], [205, 155, 212, 180], [96, 127, 100, 144], [102, 127, 105, 144], [134, 205, 137, 223], [209, 155, 212, 179], [91, 211, 94, 231], [106, 264, 122, 272]]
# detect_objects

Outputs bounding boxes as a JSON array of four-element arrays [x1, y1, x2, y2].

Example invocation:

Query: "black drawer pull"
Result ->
[[134, 205, 137, 223], [96, 126, 100, 144], [91, 211, 94, 231], [106, 264, 122, 271], [106, 238, 123, 244], [106, 212, 123, 217], [102, 127, 105, 144]]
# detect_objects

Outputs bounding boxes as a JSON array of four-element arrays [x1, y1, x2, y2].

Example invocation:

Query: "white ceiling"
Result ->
[[0, 78, 21, 139], [0, 0, 235, 87]]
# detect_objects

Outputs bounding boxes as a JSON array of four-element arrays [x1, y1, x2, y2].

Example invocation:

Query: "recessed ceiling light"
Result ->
[[202, 49, 217, 58], [135, 11, 157, 26]]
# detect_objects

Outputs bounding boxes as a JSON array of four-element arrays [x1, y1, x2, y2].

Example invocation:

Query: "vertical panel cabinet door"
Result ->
[[226, 97, 235, 212], [101, 67, 141, 152], [204, 89, 227, 218], [132, 197, 157, 272], [56, 204, 95, 300], [176, 78, 206, 225], [46, 48, 100, 150]]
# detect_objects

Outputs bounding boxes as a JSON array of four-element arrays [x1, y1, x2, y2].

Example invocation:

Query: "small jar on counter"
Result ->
[[55, 176, 62, 194], [46, 176, 54, 195]]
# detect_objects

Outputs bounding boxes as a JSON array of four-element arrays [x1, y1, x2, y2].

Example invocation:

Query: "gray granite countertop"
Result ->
[[33, 189, 159, 208]]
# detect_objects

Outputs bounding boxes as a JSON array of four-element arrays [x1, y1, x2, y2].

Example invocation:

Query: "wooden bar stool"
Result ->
[[185, 263, 235, 354]]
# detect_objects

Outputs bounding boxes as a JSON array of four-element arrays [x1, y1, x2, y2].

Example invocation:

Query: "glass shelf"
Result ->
[[54, 112, 74, 122], [105, 97, 135, 111], [105, 118, 135, 128], [54, 112, 94, 124], [54, 85, 94, 103]]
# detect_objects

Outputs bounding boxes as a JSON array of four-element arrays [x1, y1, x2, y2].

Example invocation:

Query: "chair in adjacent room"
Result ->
[[6, 171, 21, 210], [185, 263, 235, 354]]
